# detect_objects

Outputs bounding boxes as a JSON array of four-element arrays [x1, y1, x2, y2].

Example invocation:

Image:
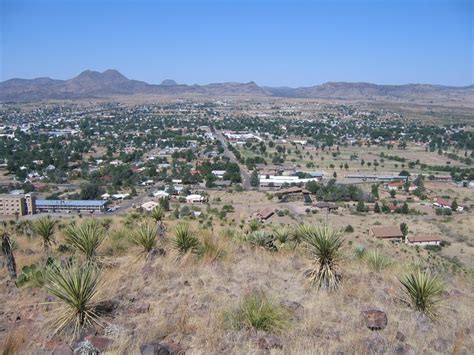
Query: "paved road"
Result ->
[[215, 130, 251, 189]]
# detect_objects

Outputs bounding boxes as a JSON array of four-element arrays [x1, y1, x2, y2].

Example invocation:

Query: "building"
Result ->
[[256, 207, 275, 221], [347, 175, 409, 182], [35, 199, 106, 213], [313, 201, 338, 211], [259, 175, 320, 188], [0, 193, 36, 216], [185, 194, 207, 204], [369, 226, 404, 241], [141, 201, 160, 212], [406, 235, 442, 246]]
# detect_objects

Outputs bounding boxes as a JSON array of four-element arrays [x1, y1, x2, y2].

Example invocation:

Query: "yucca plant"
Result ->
[[45, 263, 102, 338], [64, 221, 105, 262], [273, 226, 291, 244], [34, 217, 56, 255], [171, 222, 200, 254], [248, 218, 260, 232], [353, 244, 366, 259], [399, 270, 445, 318], [294, 223, 317, 243], [150, 206, 166, 238], [131, 222, 158, 254], [365, 249, 390, 272], [301, 224, 344, 291], [247, 230, 277, 251], [225, 292, 289, 332]]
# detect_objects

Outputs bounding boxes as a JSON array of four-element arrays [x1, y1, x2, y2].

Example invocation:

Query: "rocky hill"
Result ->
[[1, 69, 472, 103]]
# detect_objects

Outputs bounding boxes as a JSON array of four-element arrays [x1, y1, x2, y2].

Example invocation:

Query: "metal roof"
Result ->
[[36, 199, 106, 207]]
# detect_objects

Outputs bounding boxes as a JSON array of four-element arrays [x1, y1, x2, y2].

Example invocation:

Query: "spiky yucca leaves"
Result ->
[[365, 249, 390, 272], [301, 224, 344, 291], [399, 270, 445, 318], [34, 217, 56, 254], [353, 244, 366, 259], [225, 292, 289, 332], [247, 231, 277, 251], [2, 231, 17, 280], [294, 223, 317, 243], [273, 226, 291, 244], [131, 222, 158, 254], [45, 263, 102, 338], [171, 222, 200, 254], [248, 218, 260, 232], [150, 206, 165, 223], [64, 221, 106, 262]]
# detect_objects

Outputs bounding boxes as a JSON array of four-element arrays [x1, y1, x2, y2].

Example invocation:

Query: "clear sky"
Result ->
[[1, 0, 472, 86]]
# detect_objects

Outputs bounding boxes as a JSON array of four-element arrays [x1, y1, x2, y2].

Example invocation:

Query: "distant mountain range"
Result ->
[[0, 69, 472, 103]]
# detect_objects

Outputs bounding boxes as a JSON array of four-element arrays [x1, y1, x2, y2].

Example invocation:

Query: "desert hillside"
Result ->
[[1, 200, 473, 354]]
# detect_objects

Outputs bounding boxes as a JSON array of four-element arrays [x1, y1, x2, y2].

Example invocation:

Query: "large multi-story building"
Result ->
[[0, 193, 36, 216], [35, 199, 106, 213]]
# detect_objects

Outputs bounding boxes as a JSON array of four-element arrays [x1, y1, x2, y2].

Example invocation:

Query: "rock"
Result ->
[[280, 300, 304, 320], [149, 247, 166, 259], [52, 343, 73, 355], [140, 341, 185, 355], [73, 340, 99, 355], [429, 338, 450, 353], [361, 309, 388, 330], [393, 342, 414, 354], [361, 333, 388, 354], [255, 335, 283, 350], [133, 303, 150, 313], [414, 313, 432, 333], [94, 299, 118, 315], [84, 336, 113, 352], [395, 331, 406, 342], [183, 280, 190, 286]]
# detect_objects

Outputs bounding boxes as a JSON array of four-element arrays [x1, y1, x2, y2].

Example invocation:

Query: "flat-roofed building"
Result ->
[[369, 226, 404, 241], [35, 199, 106, 213], [406, 235, 442, 246], [0, 193, 36, 216]]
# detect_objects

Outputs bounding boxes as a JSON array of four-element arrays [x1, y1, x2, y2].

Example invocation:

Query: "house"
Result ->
[[112, 193, 129, 200], [185, 194, 206, 204], [369, 226, 404, 241], [153, 190, 169, 199], [141, 201, 160, 212], [385, 181, 404, 191], [211, 170, 226, 179], [256, 207, 275, 221], [406, 235, 442, 246], [313, 202, 338, 211]]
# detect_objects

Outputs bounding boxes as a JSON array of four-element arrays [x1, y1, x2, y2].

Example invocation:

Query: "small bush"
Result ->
[[354, 244, 366, 259], [171, 222, 200, 254], [344, 225, 354, 233], [131, 223, 158, 254], [399, 270, 445, 318], [365, 250, 390, 272], [225, 292, 289, 332]]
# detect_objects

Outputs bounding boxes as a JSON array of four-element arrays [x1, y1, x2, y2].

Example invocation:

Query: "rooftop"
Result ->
[[36, 199, 106, 207]]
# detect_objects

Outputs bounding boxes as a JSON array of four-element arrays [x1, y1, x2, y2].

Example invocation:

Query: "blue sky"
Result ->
[[1, 0, 472, 86]]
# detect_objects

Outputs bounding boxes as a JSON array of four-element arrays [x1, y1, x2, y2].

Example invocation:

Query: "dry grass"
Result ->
[[1, 212, 473, 354]]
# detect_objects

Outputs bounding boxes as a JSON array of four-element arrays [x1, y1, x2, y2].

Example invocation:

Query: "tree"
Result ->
[[356, 200, 366, 212], [250, 170, 260, 188], [451, 200, 459, 212], [390, 189, 396, 198], [400, 223, 409, 239], [80, 182, 104, 200], [371, 184, 379, 199], [401, 202, 409, 214], [333, 172, 337, 179], [374, 202, 381, 213]]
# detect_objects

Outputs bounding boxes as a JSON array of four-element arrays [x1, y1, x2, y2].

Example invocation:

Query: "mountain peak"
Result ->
[[161, 79, 178, 86]]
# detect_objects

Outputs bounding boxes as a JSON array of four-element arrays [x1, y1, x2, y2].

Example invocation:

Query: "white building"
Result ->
[[153, 190, 169, 199], [141, 201, 160, 212], [186, 194, 206, 204], [406, 235, 442, 246], [259, 175, 320, 188]]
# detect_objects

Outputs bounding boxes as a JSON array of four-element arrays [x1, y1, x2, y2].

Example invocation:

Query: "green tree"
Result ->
[[356, 200, 366, 212], [250, 170, 260, 188], [400, 223, 409, 239], [390, 189, 396, 198], [374, 202, 381, 213]]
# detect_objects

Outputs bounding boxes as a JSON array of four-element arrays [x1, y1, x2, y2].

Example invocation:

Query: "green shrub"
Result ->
[[399, 270, 445, 318], [225, 292, 289, 332], [171, 222, 200, 254], [365, 250, 391, 272], [131, 223, 158, 254], [300, 224, 344, 291]]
